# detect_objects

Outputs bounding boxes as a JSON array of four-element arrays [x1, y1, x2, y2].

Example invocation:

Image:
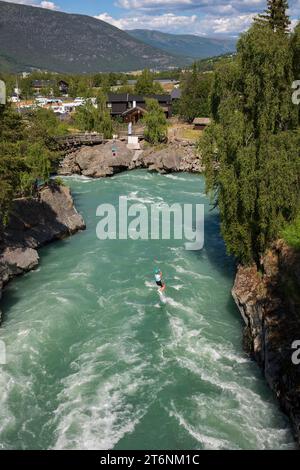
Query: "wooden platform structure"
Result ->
[[55, 133, 104, 148]]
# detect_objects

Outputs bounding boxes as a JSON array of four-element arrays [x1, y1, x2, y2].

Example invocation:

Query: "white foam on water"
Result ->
[[52, 343, 154, 450], [144, 281, 155, 288], [168, 404, 236, 450], [69, 272, 89, 279], [163, 297, 193, 314], [170, 284, 184, 291], [164, 174, 191, 182], [62, 175, 94, 183], [164, 313, 295, 449], [126, 191, 164, 205], [56, 296, 69, 304], [174, 265, 214, 281], [180, 191, 206, 197]]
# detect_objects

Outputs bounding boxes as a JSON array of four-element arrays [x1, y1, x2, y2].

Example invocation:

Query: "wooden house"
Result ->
[[106, 93, 172, 123]]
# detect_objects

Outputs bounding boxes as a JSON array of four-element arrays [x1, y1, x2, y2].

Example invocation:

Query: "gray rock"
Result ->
[[0, 183, 86, 322], [232, 244, 300, 446], [59, 140, 204, 177], [0, 247, 39, 275]]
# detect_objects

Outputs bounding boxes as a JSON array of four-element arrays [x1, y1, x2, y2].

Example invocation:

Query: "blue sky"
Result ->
[[4, 1, 300, 37]]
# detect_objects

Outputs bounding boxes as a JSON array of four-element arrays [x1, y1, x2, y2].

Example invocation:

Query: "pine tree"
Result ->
[[256, 0, 291, 32]]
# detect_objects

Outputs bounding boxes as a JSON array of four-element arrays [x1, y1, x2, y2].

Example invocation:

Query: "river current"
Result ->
[[0, 171, 294, 449]]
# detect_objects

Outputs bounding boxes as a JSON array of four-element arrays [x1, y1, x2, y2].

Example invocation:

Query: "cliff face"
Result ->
[[0, 183, 85, 322], [232, 240, 300, 444]]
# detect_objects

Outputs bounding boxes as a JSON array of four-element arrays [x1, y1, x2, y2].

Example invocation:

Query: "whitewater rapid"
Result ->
[[0, 171, 295, 450]]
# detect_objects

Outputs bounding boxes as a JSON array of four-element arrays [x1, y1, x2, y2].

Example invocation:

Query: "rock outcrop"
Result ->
[[0, 183, 85, 322], [58, 140, 203, 177], [232, 240, 300, 444]]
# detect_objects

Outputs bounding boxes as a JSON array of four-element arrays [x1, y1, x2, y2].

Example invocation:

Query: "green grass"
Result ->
[[281, 214, 300, 250]]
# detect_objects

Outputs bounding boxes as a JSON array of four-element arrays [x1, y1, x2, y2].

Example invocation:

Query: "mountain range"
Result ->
[[0, 1, 236, 74], [126, 30, 237, 60]]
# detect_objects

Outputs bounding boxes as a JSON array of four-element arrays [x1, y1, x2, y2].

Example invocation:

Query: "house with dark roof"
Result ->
[[106, 93, 172, 123], [32, 79, 69, 95], [171, 88, 182, 101]]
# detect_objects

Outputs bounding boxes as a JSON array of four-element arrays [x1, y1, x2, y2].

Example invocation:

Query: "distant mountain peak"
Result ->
[[126, 29, 237, 60]]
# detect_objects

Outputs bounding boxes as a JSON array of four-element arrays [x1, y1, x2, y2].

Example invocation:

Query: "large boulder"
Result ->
[[0, 247, 39, 275], [60, 141, 134, 178], [0, 183, 86, 322], [59, 140, 203, 177], [3, 184, 85, 248]]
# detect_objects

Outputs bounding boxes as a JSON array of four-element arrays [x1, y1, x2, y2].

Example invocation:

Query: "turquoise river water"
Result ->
[[0, 170, 295, 449]]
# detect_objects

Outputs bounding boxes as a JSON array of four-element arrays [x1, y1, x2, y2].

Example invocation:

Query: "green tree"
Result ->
[[75, 101, 97, 132], [143, 98, 168, 145], [0, 105, 27, 221], [75, 93, 113, 139], [135, 70, 163, 95], [95, 91, 113, 139], [256, 0, 291, 32], [179, 65, 213, 123], [291, 22, 300, 125], [19, 142, 51, 195], [0, 104, 58, 224], [200, 15, 299, 265], [292, 22, 300, 78]]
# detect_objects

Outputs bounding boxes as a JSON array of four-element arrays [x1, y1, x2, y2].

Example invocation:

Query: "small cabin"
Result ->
[[193, 117, 211, 130]]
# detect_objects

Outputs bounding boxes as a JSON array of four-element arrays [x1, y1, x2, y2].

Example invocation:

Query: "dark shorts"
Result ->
[[156, 281, 163, 288]]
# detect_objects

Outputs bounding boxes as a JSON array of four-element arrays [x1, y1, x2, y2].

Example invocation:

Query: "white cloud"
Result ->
[[118, 0, 195, 9], [95, 13, 125, 29], [95, 11, 255, 36], [111, 0, 300, 36], [117, 0, 300, 23], [206, 14, 254, 34], [95, 12, 197, 30], [40, 1, 57, 9], [2, 0, 59, 9], [117, 0, 265, 12]]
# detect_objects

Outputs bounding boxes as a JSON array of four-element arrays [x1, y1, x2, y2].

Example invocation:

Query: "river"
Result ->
[[0, 171, 295, 449]]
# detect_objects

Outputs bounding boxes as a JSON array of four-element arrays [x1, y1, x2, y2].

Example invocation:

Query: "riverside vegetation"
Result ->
[[0, 106, 69, 226], [200, 1, 300, 264], [199, 0, 300, 444]]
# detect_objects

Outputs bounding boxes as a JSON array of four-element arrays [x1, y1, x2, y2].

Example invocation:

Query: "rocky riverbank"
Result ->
[[0, 183, 85, 322], [232, 240, 300, 445], [58, 140, 203, 177]]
